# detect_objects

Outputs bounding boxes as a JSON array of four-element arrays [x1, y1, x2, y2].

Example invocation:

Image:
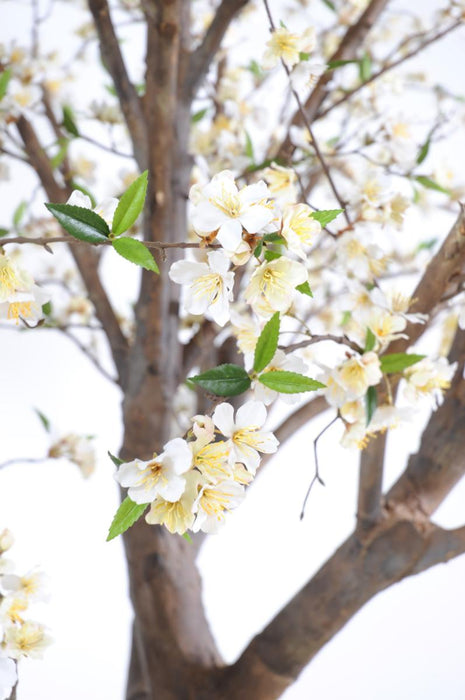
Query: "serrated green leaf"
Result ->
[[258, 370, 325, 394], [253, 239, 263, 258], [13, 201, 27, 228], [189, 364, 251, 397], [364, 327, 376, 352], [112, 237, 159, 273], [191, 107, 208, 123], [108, 451, 123, 468], [415, 175, 451, 195], [416, 138, 430, 165], [253, 312, 280, 373], [365, 386, 377, 426], [45, 203, 110, 243], [107, 497, 147, 541], [264, 249, 281, 262], [34, 408, 51, 433], [359, 52, 372, 83], [311, 209, 344, 228], [380, 353, 425, 374], [111, 170, 148, 236], [245, 131, 254, 163], [0, 68, 12, 101], [62, 105, 79, 137], [296, 281, 313, 297]]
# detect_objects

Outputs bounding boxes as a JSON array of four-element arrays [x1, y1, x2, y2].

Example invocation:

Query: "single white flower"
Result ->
[[245, 258, 307, 313], [212, 400, 279, 473], [190, 171, 274, 253], [189, 434, 232, 484], [115, 438, 192, 504], [263, 163, 297, 204], [4, 621, 52, 659], [1, 570, 49, 602], [192, 479, 245, 534], [0, 256, 50, 326], [337, 352, 382, 401], [403, 357, 456, 406], [366, 308, 407, 348], [281, 204, 321, 259], [169, 250, 234, 327], [262, 27, 316, 69]]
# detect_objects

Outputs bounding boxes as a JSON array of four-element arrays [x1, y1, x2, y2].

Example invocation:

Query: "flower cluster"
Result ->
[[114, 401, 278, 534], [0, 531, 51, 699]]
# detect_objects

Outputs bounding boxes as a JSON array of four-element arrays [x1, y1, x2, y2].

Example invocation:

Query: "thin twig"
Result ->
[[261, 0, 351, 225], [300, 414, 340, 519], [0, 235, 221, 251], [283, 334, 362, 354], [0, 456, 48, 471]]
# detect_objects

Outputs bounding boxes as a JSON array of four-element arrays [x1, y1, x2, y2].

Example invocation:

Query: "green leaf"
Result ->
[[245, 131, 255, 163], [253, 239, 263, 258], [111, 170, 148, 236], [42, 301, 52, 316], [299, 51, 310, 61], [0, 68, 12, 101], [0, 228, 9, 238], [327, 59, 359, 70], [416, 238, 437, 253], [296, 281, 313, 297], [264, 249, 281, 262], [189, 364, 251, 397], [258, 370, 325, 394], [34, 408, 51, 433], [182, 532, 193, 543], [341, 310, 351, 326], [358, 52, 372, 83], [254, 312, 280, 373], [263, 232, 285, 244], [13, 201, 27, 228], [380, 353, 425, 374], [191, 107, 208, 123], [415, 175, 451, 195], [311, 209, 344, 228], [364, 327, 376, 352], [45, 203, 110, 243], [107, 497, 148, 541], [62, 105, 79, 137], [112, 237, 159, 273], [108, 451, 123, 468], [247, 59, 263, 78], [365, 386, 377, 426], [321, 0, 336, 11], [416, 138, 430, 165], [50, 138, 69, 169]]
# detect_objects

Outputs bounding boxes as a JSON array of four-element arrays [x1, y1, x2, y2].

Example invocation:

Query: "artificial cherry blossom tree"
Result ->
[[1, 0, 465, 697]]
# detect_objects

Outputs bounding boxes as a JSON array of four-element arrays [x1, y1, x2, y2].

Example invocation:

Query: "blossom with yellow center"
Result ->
[[264, 163, 297, 203], [337, 352, 382, 400], [192, 479, 245, 534], [169, 250, 234, 327], [281, 203, 321, 259], [5, 621, 52, 659], [212, 400, 279, 474], [245, 257, 307, 313], [115, 437, 193, 504], [190, 436, 232, 483], [404, 357, 456, 406], [145, 473, 198, 535], [262, 27, 316, 69], [190, 170, 274, 255]]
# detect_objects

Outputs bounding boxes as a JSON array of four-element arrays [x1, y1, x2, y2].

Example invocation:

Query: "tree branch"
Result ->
[[185, 0, 249, 97], [87, 0, 147, 168], [15, 115, 130, 387], [357, 431, 387, 527]]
